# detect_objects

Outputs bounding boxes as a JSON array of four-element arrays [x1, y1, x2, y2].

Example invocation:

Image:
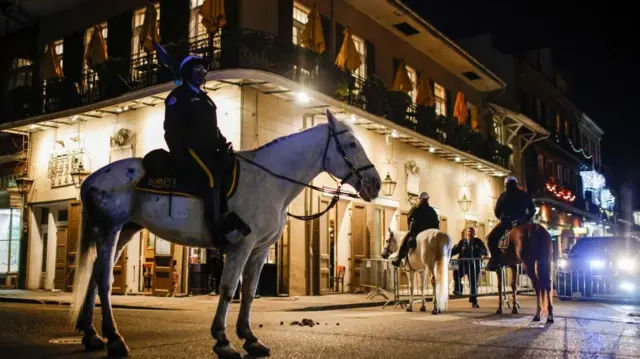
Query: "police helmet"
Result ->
[[419, 192, 429, 200], [179, 55, 207, 83], [504, 175, 518, 186]]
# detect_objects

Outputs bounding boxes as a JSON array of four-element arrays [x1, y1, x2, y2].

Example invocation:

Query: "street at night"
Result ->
[[2, 296, 640, 359]]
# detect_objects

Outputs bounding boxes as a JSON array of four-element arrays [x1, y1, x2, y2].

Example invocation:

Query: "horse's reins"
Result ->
[[234, 124, 374, 221]]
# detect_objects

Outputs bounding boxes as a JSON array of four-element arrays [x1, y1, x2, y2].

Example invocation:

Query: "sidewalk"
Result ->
[[0, 289, 396, 312]]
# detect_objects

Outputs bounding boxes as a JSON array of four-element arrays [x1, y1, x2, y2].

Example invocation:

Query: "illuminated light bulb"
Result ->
[[296, 92, 310, 103]]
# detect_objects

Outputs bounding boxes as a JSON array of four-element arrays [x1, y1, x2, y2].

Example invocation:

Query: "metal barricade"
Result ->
[[356, 258, 535, 309], [554, 264, 639, 302]]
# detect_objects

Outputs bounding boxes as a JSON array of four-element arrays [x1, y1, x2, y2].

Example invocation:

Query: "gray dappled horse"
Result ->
[[68, 110, 381, 358]]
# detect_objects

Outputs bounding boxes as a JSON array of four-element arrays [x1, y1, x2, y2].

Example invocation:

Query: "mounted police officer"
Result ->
[[391, 192, 440, 267], [163, 55, 250, 246], [485, 176, 536, 271]]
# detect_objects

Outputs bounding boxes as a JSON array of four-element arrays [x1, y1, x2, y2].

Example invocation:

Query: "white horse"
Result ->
[[381, 229, 453, 314], [68, 110, 381, 358]]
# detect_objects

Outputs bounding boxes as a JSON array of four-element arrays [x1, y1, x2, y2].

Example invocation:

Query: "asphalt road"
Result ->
[[1, 296, 640, 359]]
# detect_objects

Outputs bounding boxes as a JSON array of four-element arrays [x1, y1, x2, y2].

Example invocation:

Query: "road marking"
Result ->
[[409, 314, 465, 322], [472, 316, 546, 329], [49, 337, 82, 345]]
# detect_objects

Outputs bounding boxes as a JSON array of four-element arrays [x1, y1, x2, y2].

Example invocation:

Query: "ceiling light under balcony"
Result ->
[[296, 91, 310, 104], [455, 156, 461, 162], [429, 147, 436, 153], [350, 114, 357, 123], [391, 130, 399, 138]]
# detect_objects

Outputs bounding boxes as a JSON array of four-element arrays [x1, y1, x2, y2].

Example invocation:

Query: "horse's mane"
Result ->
[[245, 121, 349, 153]]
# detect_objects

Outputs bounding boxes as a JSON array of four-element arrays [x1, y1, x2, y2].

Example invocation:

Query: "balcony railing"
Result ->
[[2, 28, 512, 167]]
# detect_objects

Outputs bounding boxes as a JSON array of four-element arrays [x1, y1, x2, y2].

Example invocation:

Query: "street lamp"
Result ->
[[14, 176, 34, 195], [458, 193, 472, 212], [381, 172, 397, 197]]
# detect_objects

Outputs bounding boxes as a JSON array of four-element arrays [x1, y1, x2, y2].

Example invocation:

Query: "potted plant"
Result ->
[[362, 75, 386, 116], [386, 90, 412, 126]]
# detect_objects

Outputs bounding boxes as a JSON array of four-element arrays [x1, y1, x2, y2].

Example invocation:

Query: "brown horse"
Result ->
[[492, 223, 554, 323]]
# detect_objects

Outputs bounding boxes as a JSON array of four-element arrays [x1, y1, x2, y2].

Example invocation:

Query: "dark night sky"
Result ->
[[407, 1, 639, 190]]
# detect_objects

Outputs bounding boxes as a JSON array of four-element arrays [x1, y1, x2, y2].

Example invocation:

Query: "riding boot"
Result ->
[[215, 176, 251, 242], [391, 235, 409, 267], [485, 229, 501, 272]]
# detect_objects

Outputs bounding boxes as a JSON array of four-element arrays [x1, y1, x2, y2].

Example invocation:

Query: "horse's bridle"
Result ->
[[235, 124, 375, 221], [323, 126, 375, 189]]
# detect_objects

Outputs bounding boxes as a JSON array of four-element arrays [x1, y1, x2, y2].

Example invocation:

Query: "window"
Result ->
[[5, 58, 33, 91], [189, 0, 221, 41], [292, 2, 310, 46], [493, 118, 504, 144], [0, 209, 22, 274], [132, 4, 161, 57], [538, 155, 544, 175], [351, 34, 367, 80], [405, 64, 417, 103], [53, 40, 64, 70], [545, 160, 553, 179], [434, 82, 446, 116], [557, 165, 563, 184]]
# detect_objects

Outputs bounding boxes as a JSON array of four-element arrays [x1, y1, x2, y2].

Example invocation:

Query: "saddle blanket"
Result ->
[[134, 149, 240, 199]]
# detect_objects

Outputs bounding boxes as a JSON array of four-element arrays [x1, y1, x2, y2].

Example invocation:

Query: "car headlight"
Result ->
[[590, 259, 605, 269], [617, 258, 638, 272], [558, 259, 568, 269], [620, 281, 635, 292]]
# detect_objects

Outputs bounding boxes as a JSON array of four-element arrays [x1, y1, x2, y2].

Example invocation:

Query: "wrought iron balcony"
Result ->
[[1, 28, 512, 168]]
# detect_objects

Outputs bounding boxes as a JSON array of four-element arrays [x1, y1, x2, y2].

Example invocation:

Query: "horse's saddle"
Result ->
[[498, 230, 511, 250], [135, 149, 240, 199]]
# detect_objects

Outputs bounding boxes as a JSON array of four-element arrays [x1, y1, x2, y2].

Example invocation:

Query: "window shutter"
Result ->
[[445, 88, 453, 118], [63, 30, 85, 84], [320, 15, 331, 63], [335, 23, 345, 58], [278, 0, 294, 43], [365, 40, 375, 78]]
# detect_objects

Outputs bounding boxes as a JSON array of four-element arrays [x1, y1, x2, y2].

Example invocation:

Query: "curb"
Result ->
[[0, 296, 187, 311]]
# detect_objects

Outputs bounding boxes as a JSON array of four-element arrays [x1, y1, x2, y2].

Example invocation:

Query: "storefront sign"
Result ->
[[47, 150, 90, 188]]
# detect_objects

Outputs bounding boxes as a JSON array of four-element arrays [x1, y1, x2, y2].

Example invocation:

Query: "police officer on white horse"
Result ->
[[390, 191, 440, 267]]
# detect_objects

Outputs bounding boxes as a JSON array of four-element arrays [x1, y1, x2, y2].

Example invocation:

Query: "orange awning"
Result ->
[[41, 42, 63, 80], [300, 6, 325, 54], [471, 107, 480, 130], [392, 60, 413, 93], [335, 27, 362, 72], [453, 91, 468, 125], [141, 4, 160, 53], [85, 25, 108, 70], [199, 0, 227, 33], [415, 72, 435, 107]]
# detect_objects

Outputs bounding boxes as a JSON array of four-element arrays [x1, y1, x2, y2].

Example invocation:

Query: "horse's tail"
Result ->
[[68, 185, 98, 330], [435, 231, 452, 311]]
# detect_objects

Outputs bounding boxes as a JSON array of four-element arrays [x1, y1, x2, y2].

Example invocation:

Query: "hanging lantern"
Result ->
[[458, 193, 472, 212], [381, 172, 397, 197]]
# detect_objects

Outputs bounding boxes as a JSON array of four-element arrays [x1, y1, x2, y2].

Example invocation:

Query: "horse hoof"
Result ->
[[406, 307, 413, 312], [244, 339, 271, 357], [431, 309, 439, 315], [82, 333, 106, 351], [214, 343, 242, 359], [532, 315, 541, 322], [547, 316, 555, 324], [496, 308, 503, 315], [420, 306, 426, 312], [107, 338, 130, 357], [511, 307, 520, 315]]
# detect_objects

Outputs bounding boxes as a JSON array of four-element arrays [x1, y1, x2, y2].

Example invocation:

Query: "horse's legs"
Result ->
[[496, 266, 503, 314], [428, 259, 440, 315], [79, 223, 141, 352], [419, 270, 427, 312], [511, 266, 519, 314], [77, 264, 104, 351], [406, 271, 414, 312], [212, 243, 252, 359], [94, 230, 129, 357], [236, 246, 271, 357], [539, 259, 554, 323]]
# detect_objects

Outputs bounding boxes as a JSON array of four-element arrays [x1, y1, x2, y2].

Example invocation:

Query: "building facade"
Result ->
[[460, 34, 615, 259], [0, 0, 513, 296]]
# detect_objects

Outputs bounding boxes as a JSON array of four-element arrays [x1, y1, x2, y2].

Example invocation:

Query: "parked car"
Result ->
[[556, 236, 640, 300]]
